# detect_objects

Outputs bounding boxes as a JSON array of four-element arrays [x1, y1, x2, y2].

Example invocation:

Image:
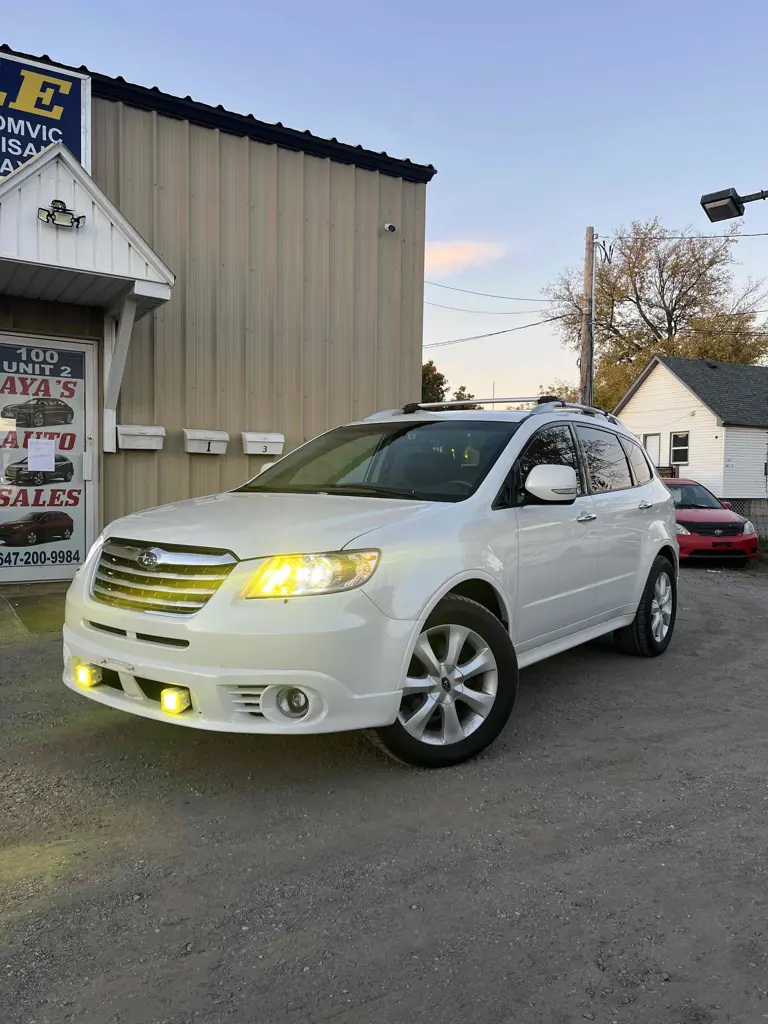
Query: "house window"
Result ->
[[670, 432, 689, 465]]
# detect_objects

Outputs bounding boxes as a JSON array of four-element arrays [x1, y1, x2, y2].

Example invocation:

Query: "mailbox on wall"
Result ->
[[183, 428, 230, 455], [117, 424, 166, 451], [242, 432, 285, 457]]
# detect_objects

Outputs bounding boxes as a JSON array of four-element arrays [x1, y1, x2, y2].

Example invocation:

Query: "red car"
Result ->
[[0, 511, 74, 547], [669, 478, 759, 566]]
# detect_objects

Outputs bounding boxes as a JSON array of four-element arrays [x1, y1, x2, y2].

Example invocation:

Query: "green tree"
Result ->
[[451, 385, 482, 410], [545, 217, 768, 411], [421, 361, 480, 408], [538, 380, 579, 403], [421, 360, 448, 403]]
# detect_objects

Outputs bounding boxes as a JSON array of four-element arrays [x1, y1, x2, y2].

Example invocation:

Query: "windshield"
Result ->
[[668, 483, 723, 509], [237, 420, 520, 502]]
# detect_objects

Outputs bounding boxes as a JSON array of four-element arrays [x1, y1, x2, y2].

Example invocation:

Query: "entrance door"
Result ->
[[643, 433, 661, 467], [0, 335, 97, 583]]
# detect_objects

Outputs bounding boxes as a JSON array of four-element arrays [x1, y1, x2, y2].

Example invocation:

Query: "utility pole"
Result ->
[[579, 226, 595, 406]]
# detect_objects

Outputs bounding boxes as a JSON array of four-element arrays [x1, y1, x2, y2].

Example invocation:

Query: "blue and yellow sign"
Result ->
[[0, 53, 90, 179]]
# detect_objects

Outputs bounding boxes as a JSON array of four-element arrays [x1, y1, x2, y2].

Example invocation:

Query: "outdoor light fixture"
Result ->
[[38, 199, 86, 229], [700, 186, 768, 223]]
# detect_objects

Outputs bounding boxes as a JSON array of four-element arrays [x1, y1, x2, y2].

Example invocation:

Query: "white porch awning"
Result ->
[[0, 143, 175, 451]]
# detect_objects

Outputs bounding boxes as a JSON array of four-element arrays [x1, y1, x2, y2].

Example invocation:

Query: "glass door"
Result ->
[[0, 336, 97, 583]]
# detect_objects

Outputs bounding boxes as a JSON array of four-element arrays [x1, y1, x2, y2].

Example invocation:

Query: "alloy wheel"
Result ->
[[650, 572, 673, 643], [398, 623, 498, 746]]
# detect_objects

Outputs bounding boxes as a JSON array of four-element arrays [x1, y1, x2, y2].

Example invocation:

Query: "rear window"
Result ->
[[237, 420, 520, 502], [621, 437, 653, 485]]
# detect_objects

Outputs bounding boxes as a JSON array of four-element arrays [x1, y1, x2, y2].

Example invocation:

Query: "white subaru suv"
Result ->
[[63, 399, 678, 768]]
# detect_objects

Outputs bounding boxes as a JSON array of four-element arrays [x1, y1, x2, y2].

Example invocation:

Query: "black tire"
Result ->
[[62, 528, 72, 540], [63, 469, 73, 482], [32, 412, 44, 427], [732, 557, 748, 569], [32, 472, 44, 486], [26, 531, 38, 546], [368, 595, 518, 768], [65, 411, 74, 423], [614, 555, 676, 657]]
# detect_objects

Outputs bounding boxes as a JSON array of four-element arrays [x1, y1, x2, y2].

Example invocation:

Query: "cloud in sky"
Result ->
[[424, 240, 506, 278]]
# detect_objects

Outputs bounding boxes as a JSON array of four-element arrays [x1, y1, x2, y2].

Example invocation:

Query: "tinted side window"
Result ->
[[621, 437, 653, 485], [576, 426, 632, 493], [519, 425, 582, 495]]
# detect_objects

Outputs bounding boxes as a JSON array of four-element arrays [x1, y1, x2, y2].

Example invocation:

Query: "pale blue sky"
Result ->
[[5, 1, 768, 397]]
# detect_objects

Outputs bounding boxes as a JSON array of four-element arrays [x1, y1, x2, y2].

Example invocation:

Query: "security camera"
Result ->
[[384, 223, 396, 233]]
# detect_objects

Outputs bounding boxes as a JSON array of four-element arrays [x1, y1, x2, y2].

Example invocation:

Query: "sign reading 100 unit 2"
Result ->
[[0, 52, 90, 179]]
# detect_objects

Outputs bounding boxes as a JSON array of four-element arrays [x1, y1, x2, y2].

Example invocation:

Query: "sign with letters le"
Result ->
[[0, 53, 90, 180]]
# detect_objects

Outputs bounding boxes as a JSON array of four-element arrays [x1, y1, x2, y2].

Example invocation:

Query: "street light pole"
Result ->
[[701, 186, 768, 223], [579, 226, 595, 406]]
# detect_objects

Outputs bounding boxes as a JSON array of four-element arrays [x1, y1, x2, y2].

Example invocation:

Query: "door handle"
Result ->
[[576, 511, 597, 522], [638, 500, 653, 510]]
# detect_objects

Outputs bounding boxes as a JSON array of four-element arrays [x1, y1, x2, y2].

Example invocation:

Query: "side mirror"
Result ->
[[258, 462, 275, 476], [524, 464, 579, 503], [720, 500, 731, 509]]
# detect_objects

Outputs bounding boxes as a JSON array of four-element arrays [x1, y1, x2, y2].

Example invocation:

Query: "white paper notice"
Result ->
[[27, 438, 56, 472]]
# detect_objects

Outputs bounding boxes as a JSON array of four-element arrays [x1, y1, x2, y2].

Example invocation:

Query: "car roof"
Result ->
[[352, 407, 637, 436]]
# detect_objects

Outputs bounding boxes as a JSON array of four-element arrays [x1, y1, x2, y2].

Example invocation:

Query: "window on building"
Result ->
[[670, 432, 689, 465], [575, 426, 633, 493]]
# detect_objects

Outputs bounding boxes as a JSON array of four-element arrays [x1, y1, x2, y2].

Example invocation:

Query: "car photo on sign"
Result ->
[[3, 455, 75, 486], [0, 398, 75, 427], [0, 511, 74, 547]]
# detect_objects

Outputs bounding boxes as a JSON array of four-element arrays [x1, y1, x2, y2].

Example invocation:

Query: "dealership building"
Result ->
[[0, 46, 435, 584]]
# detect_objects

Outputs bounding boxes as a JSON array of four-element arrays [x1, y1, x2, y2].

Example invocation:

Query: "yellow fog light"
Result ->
[[75, 663, 102, 687], [160, 686, 191, 715]]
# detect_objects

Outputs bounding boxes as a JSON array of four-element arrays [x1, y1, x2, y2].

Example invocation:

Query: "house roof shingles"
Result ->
[[658, 356, 768, 428], [0, 45, 436, 184]]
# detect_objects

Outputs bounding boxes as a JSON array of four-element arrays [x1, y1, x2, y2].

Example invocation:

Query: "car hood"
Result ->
[[0, 518, 36, 529], [675, 507, 744, 524], [1, 404, 26, 413], [104, 491, 438, 559]]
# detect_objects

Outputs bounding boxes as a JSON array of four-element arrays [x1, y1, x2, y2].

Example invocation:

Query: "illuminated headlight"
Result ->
[[676, 523, 690, 535], [743, 520, 756, 536], [242, 550, 380, 599]]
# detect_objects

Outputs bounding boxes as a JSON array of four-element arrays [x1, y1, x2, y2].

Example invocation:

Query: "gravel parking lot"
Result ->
[[2, 566, 768, 1024]]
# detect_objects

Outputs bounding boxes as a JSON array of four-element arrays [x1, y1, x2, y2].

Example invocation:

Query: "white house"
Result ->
[[615, 356, 768, 515]]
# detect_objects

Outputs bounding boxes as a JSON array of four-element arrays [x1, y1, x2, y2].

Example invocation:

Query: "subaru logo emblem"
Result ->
[[136, 549, 159, 569], [714, 529, 723, 536]]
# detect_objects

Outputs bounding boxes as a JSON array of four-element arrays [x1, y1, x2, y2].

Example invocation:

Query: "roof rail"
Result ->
[[529, 400, 620, 425], [399, 396, 542, 414]]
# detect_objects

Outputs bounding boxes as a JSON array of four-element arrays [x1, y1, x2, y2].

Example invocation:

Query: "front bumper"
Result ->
[[62, 560, 414, 734], [678, 532, 759, 560]]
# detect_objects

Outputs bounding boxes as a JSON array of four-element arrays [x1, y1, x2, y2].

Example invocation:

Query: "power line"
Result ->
[[423, 315, 565, 350], [424, 280, 550, 302], [608, 231, 768, 241], [425, 300, 554, 315]]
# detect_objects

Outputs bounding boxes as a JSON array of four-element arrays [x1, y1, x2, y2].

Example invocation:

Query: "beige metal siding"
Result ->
[[617, 362, 725, 493], [91, 98, 426, 523]]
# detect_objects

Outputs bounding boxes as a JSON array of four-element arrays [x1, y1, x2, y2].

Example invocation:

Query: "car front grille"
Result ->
[[678, 521, 742, 537], [91, 538, 238, 615]]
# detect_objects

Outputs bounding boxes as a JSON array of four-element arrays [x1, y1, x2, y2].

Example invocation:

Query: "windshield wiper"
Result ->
[[322, 484, 420, 500]]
